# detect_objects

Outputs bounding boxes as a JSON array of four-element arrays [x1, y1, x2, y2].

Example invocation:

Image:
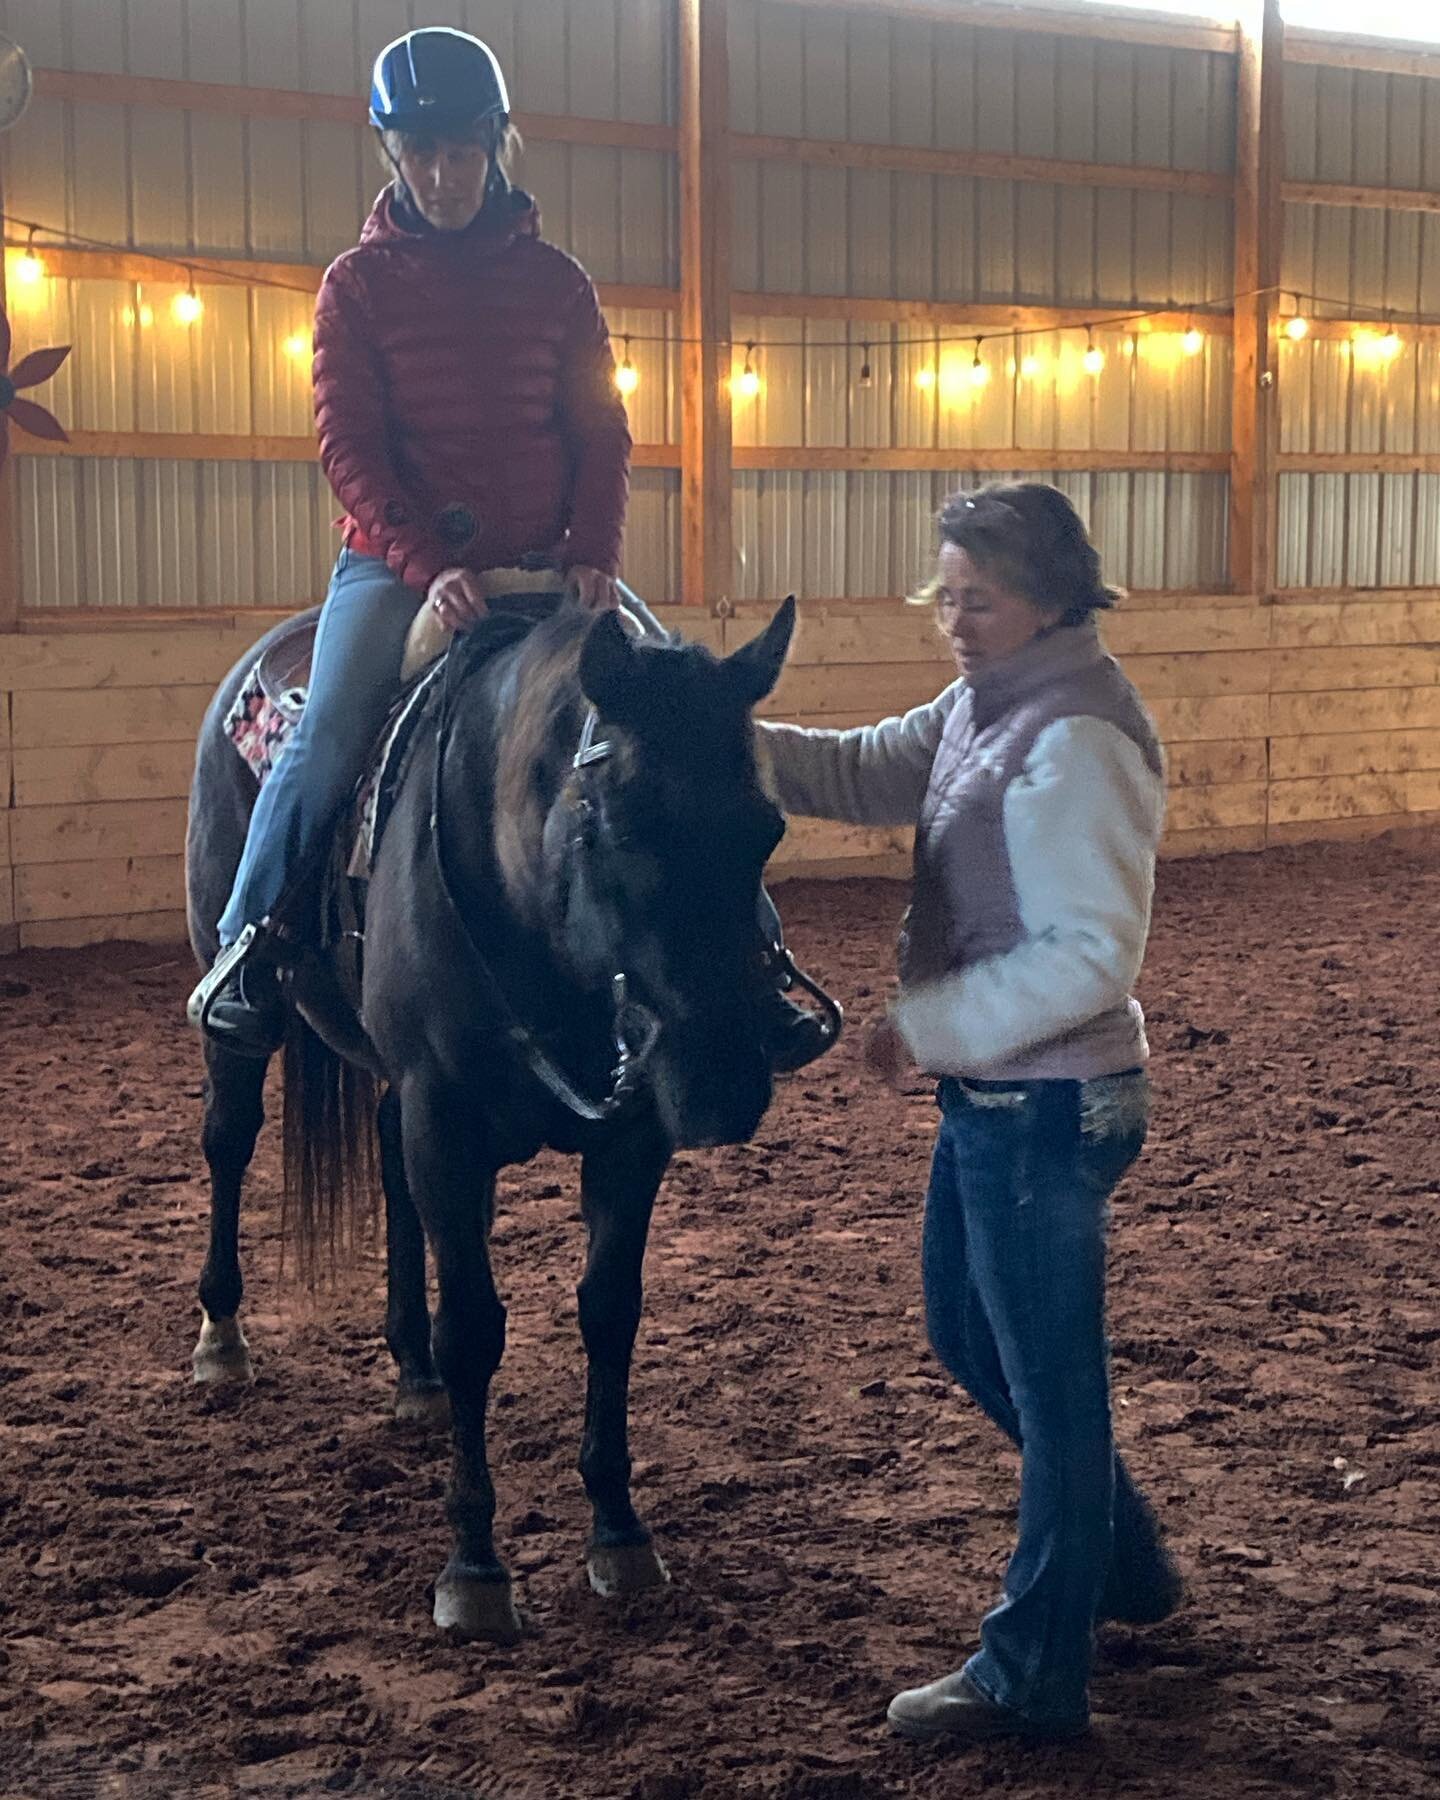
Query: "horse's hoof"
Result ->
[[433, 1571, 525, 1644], [587, 1541, 670, 1598], [393, 1380, 451, 1428], [192, 1313, 254, 1386]]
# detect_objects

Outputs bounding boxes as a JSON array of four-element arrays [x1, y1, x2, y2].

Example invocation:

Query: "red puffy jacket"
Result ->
[[313, 184, 632, 590]]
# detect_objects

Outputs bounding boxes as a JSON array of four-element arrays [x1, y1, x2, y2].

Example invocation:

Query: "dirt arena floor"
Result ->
[[1, 835, 1438, 1800]]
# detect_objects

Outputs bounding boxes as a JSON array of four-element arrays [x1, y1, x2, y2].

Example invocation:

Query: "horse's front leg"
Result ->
[[376, 1088, 449, 1427], [400, 1074, 519, 1642], [577, 1114, 671, 1597], [193, 1041, 267, 1384]]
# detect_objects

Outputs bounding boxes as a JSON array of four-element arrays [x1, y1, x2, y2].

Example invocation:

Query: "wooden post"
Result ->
[[1230, 0, 1284, 599], [0, 191, 19, 633], [678, 0, 732, 612]]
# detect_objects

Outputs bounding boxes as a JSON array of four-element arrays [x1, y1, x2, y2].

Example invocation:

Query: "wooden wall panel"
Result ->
[[10, 741, 196, 808], [13, 854, 184, 924], [2, 594, 1439, 944]]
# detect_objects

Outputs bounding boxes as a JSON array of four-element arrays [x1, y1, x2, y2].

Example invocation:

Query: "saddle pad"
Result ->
[[223, 655, 444, 875], [224, 600, 556, 877], [223, 666, 292, 786]]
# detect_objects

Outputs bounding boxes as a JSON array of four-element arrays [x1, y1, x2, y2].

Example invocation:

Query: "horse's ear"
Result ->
[[578, 607, 639, 716], [723, 595, 796, 709]]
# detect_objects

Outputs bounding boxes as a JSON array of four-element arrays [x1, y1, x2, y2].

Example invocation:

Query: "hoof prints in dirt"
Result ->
[[2, 839, 1440, 1798]]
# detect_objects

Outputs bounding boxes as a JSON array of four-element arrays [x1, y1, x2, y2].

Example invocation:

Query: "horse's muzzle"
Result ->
[[655, 1040, 772, 1151]]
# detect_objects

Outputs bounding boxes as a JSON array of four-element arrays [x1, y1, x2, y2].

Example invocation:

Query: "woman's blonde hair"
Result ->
[[909, 481, 1122, 623]]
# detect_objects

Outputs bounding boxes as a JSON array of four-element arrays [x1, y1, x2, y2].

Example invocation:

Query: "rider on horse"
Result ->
[[187, 27, 830, 1076]]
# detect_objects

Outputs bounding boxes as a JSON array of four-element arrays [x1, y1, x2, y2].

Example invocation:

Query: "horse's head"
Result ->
[[564, 599, 796, 1148]]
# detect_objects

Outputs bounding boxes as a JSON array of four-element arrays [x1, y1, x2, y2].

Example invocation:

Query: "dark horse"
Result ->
[[185, 595, 799, 1640]]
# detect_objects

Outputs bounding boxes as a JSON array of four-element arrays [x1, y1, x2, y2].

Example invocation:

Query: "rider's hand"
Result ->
[[862, 1015, 916, 1089], [569, 566, 620, 613], [426, 567, 489, 633]]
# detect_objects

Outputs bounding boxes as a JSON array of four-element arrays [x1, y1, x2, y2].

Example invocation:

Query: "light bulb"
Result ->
[[172, 289, 204, 326], [11, 248, 44, 287], [283, 332, 310, 361], [615, 336, 639, 396], [735, 366, 761, 400], [1377, 328, 1402, 362], [1083, 344, 1105, 376], [914, 365, 936, 391], [969, 341, 990, 388], [1183, 328, 1205, 356], [1020, 354, 1042, 379], [1285, 315, 1309, 342]]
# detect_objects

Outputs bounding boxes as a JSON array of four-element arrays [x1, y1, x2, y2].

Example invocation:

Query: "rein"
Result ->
[[427, 624, 662, 1125]]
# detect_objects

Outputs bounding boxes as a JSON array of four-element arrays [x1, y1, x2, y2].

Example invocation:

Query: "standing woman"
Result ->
[[189, 27, 631, 1053], [760, 484, 1182, 1741]]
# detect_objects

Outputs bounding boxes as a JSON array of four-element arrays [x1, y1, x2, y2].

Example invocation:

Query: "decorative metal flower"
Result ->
[[0, 304, 70, 471]]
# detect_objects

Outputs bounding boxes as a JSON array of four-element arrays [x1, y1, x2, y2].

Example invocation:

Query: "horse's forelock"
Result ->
[[492, 620, 760, 918]]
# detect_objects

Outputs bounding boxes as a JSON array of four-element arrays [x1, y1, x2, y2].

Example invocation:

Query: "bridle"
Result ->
[[429, 639, 662, 1124]]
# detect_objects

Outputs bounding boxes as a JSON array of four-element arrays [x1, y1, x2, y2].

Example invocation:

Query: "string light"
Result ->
[[1377, 318, 1402, 362], [734, 343, 761, 401], [969, 338, 990, 389], [172, 278, 203, 326], [11, 227, 44, 288], [615, 334, 639, 395], [0, 204, 1424, 413], [282, 331, 310, 361]]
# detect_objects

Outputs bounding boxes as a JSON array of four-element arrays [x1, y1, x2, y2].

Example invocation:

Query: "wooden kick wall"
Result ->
[[3, 590, 1438, 954]]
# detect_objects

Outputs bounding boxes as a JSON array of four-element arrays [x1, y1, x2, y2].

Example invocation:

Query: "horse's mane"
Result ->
[[491, 607, 592, 919]]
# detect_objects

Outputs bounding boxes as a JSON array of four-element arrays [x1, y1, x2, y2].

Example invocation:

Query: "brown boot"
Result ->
[[886, 1671, 1087, 1744]]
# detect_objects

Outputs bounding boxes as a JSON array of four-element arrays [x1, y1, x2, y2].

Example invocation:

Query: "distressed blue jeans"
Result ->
[[218, 551, 422, 946], [922, 1069, 1155, 1729]]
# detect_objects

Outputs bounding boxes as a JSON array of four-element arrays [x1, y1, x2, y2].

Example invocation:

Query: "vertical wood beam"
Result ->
[[1230, 0, 1284, 599], [0, 195, 19, 632], [679, 0, 732, 611]]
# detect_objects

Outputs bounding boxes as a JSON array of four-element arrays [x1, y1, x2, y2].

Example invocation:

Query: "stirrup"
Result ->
[[186, 921, 286, 1031]]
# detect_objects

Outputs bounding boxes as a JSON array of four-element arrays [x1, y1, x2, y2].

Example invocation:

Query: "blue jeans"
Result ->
[[218, 551, 421, 945], [922, 1070, 1154, 1729]]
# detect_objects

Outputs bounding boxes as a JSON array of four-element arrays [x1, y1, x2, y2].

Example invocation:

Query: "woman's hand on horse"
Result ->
[[427, 567, 489, 633], [863, 1015, 916, 1089], [569, 566, 620, 613]]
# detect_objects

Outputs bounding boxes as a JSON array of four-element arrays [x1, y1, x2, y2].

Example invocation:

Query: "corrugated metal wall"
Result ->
[[5, 0, 1427, 605], [1280, 62, 1440, 588], [728, 2, 1235, 594], [0, 0, 681, 608]]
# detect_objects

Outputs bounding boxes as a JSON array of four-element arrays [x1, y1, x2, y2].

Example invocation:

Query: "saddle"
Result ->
[[223, 566, 570, 872], [223, 567, 655, 875]]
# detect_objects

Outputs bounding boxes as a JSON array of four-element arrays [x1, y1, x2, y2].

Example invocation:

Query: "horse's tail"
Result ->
[[281, 1012, 379, 1284]]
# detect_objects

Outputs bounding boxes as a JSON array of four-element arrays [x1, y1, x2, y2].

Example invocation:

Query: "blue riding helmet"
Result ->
[[369, 27, 510, 137]]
